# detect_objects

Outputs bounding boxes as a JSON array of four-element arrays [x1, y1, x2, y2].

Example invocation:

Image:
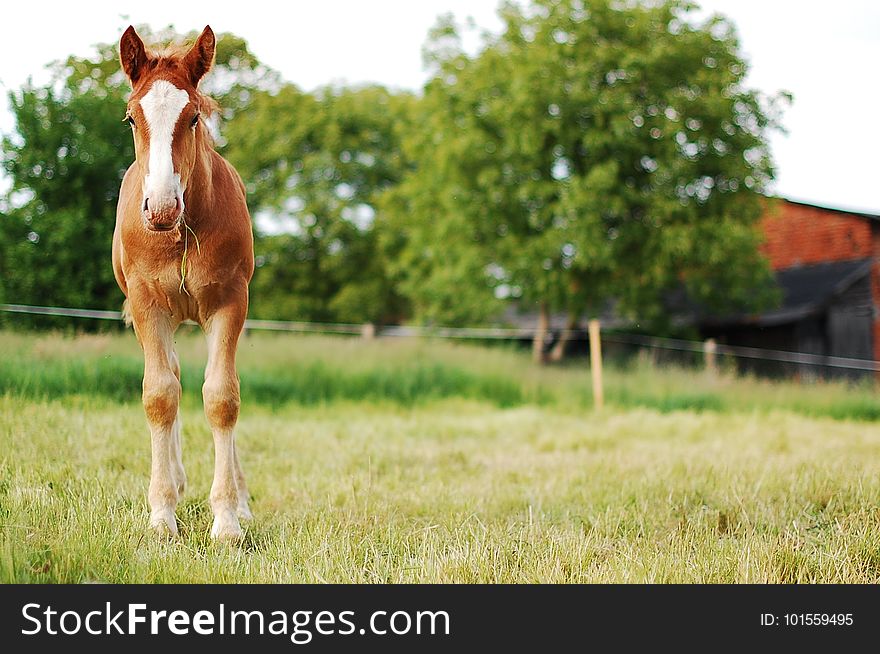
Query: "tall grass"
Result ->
[[4, 330, 880, 582], [0, 329, 877, 420], [3, 396, 880, 582]]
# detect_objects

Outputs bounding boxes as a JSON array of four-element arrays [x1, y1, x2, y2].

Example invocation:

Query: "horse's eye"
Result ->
[[191, 114, 199, 128]]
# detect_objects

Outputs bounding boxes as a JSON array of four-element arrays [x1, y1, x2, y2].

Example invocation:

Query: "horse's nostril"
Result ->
[[143, 197, 149, 213]]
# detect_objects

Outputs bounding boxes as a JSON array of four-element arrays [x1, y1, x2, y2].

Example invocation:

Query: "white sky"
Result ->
[[1, 0, 878, 213]]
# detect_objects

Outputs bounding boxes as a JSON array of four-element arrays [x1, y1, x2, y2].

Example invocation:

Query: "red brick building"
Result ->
[[761, 199, 876, 272], [702, 198, 880, 374]]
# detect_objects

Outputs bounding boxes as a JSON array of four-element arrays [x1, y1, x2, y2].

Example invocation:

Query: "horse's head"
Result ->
[[119, 25, 215, 232]]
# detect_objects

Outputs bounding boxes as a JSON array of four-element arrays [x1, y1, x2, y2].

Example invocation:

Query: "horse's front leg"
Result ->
[[131, 306, 181, 537], [203, 305, 249, 540]]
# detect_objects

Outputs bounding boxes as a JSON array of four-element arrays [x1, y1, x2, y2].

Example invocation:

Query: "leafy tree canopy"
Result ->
[[223, 84, 417, 324], [386, 0, 786, 330]]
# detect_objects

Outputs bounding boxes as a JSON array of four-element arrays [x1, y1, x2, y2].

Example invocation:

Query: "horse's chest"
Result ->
[[127, 245, 228, 320], [120, 218, 251, 324], [145, 243, 192, 286]]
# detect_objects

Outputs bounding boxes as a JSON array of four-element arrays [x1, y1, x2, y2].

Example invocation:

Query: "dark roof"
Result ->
[[780, 197, 880, 223], [703, 258, 872, 328]]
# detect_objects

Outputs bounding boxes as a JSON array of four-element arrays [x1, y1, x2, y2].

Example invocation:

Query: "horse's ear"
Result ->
[[183, 25, 216, 87], [119, 26, 151, 86]]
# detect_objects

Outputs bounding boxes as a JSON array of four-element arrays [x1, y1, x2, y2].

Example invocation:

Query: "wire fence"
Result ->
[[2, 302, 879, 373], [599, 332, 880, 373]]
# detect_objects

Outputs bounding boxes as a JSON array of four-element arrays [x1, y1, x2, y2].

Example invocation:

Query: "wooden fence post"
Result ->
[[704, 338, 717, 376], [589, 319, 604, 410], [361, 323, 376, 340], [532, 302, 549, 364]]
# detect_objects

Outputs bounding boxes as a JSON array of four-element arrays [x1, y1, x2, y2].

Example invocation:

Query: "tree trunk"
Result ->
[[532, 302, 549, 364], [548, 311, 579, 363]]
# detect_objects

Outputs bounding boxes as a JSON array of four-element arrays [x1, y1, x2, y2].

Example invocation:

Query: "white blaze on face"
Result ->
[[139, 80, 189, 212]]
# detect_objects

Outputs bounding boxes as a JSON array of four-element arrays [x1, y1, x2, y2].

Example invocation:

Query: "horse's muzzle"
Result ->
[[143, 196, 183, 231]]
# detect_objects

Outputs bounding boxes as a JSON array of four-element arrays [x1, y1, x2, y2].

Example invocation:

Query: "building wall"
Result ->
[[828, 274, 874, 378], [872, 223, 880, 363], [760, 200, 880, 363], [761, 200, 874, 270]]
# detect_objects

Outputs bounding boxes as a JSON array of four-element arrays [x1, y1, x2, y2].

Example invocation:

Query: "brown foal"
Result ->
[[112, 25, 255, 540]]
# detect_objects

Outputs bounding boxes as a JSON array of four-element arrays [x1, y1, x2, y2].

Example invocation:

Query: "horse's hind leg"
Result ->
[[170, 350, 186, 496], [233, 441, 252, 520]]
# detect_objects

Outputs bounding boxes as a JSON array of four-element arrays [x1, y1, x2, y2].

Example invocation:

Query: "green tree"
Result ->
[[386, 0, 785, 360], [0, 27, 274, 328], [223, 84, 416, 324], [0, 60, 133, 326]]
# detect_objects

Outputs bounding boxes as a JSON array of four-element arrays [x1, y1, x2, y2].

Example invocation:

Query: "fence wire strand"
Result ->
[[3, 302, 879, 372]]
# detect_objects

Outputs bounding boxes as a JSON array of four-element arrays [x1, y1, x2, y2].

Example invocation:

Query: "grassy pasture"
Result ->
[[1, 329, 880, 582]]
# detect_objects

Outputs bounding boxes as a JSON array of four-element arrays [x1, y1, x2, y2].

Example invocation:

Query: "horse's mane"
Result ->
[[151, 42, 193, 59]]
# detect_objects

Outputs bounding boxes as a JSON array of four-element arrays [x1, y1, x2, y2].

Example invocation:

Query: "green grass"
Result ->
[[0, 329, 878, 420], [2, 329, 880, 582]]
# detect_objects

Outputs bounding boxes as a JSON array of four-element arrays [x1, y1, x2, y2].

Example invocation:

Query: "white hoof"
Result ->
[[150, 508, 178, 538], [211, 510, 243, 541]]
